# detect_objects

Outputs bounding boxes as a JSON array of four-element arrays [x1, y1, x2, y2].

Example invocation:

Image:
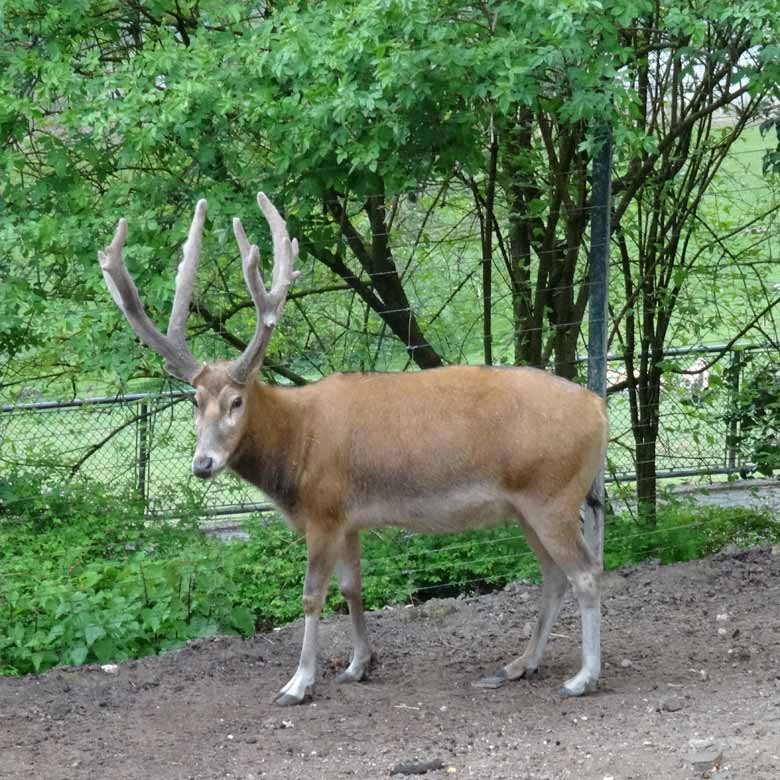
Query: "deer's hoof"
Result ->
[[472, 668, 509, 689], [560, 678, 599, 698], [335, 667, 366, 684], [273, 687, 313, 706]]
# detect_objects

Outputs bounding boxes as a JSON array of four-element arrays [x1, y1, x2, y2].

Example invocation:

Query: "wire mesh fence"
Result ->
[[606, 343, 779, 486], [0, 391, 266, 519], [2, 141, 778, 521], [1, 343, 776, 521]]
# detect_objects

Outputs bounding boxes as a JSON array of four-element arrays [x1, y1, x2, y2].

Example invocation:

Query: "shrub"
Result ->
[[2, 472, 778, 676], [603, 500, 780, 568], [0, 473, 251, 675]]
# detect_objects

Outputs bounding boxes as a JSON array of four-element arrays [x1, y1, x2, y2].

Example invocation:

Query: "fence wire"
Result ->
[[1, 343, 775, 521]]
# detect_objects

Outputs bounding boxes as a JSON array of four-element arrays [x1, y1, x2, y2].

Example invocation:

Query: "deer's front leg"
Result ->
[[275, 526, 338, 706], [335, 530, 373, 683]]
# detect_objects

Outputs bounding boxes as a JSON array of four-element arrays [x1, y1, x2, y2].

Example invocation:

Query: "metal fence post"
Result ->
[[726, 350, 743, 471], [136, 399, 150, 504], [585, 124, 613, 565]]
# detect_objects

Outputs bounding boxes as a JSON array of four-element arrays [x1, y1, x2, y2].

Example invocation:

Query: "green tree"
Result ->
[[607, 4, 780, 521]]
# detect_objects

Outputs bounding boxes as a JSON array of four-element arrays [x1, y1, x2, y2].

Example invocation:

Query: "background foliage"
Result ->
[[3, 0, 779, 389]]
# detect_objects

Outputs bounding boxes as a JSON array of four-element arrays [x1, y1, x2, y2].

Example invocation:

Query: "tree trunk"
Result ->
[[481, 127, 498, 365], [635, 429, 658, 525], [501, 111, 544, 368], [633, 368, 661, 526], [320, 186, 444, 370]]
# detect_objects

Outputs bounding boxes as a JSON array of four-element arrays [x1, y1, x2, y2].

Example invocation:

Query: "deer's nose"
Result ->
[[192, 455, 214, 479]]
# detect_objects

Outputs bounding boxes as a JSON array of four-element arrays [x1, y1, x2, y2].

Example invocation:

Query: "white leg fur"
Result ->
[[275, 530, 337, 706], [276, 614, 320, 705], [561, 570, 601, 696]]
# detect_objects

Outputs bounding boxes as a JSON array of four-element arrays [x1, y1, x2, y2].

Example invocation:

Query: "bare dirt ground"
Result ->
[[2, 547, 779, 780]]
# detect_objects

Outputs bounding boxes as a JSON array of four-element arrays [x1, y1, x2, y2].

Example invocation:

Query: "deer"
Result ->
[[97, 193, 608, 706]]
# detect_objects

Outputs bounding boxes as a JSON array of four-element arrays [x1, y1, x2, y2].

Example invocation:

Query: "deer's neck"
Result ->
[[230, 381, 305, 514]]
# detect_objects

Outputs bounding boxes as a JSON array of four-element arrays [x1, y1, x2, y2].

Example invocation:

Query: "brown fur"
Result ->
[[193, 363, 606, 539]]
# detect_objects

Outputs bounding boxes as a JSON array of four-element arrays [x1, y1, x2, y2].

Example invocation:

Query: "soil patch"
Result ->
[[2, 547, 779, 779]]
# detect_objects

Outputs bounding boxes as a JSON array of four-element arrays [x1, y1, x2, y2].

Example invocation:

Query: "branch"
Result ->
[[190, 300, 307, 385], [613, 82, 755, 227], [301, 239, 383, 310], [69, 397, 180, 477], [679, 296, 780, 374]]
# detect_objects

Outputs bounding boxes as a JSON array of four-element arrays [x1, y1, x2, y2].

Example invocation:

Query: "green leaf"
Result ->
[[84, 624, 106, 648], [69, 643, 88, 666], [92, 637, 118, 663], [229, 605, 255, 635]]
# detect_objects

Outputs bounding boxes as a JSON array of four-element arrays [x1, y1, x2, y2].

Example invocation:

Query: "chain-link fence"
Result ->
[[605, 344, 773, 483], [1, 343, 777, 520], [0, 391, 269, 520]]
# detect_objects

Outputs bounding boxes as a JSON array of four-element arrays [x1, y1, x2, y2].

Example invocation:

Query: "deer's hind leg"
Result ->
[[474, 517, 569, 689], [476, 493, 601, 696], [522, 494, 601, 696]]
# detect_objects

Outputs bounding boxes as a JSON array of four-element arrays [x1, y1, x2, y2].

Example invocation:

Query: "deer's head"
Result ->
[[97, 193, 300, 479]]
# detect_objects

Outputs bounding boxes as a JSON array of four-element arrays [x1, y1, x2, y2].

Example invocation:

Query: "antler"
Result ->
[[97, 200, 206, 383], [228, 192, 300, 384]]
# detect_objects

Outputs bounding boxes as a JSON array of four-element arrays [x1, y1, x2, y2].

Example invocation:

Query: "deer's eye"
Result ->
[[230, 396, 243, 411]]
